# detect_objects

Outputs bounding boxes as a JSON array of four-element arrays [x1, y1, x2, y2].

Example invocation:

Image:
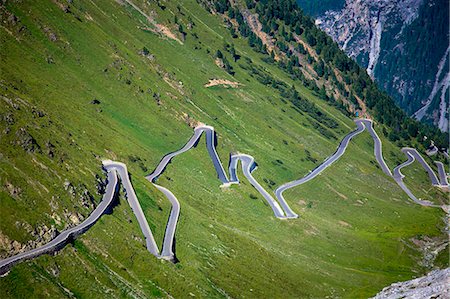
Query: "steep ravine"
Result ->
[[311, 0, 449, 130], [414, 47, 450, 131], [367, 10, 382, 77], [315, 0, 423, 71]]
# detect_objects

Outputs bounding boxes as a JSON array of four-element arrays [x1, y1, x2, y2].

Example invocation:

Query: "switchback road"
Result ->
[[1, 119, 446, 274]]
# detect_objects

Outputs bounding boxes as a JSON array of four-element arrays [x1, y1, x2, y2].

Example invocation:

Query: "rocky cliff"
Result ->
[[370, 268, 450, 299], [311, 0, 449, 131]]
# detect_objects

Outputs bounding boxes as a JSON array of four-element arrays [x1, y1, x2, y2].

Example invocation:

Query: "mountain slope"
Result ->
[[0, 0, 448, 298], [312, 0, 449, 131]]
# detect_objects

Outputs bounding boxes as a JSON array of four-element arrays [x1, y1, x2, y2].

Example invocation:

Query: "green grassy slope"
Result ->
[[0, 0, 447, 298]]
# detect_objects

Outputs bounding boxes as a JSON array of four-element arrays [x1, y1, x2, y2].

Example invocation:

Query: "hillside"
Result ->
[[308, 0, 450, 131], [0, 0, 448, 298]]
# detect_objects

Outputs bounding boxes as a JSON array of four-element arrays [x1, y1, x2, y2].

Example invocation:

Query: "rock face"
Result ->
[[370, 268, 450, 298], [14, 127, 41, 153], [0, 224, 59, 259], [310, 0, 449, 131], [317, 0, 423, 73], [63, 180, 96, 210]]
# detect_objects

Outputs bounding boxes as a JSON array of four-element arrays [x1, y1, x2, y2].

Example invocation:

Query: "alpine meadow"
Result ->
[[0, 0, 448, 298]]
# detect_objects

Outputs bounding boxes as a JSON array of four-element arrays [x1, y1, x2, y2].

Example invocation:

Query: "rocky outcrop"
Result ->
[[409, 235, 448, 269], [0, 224, 59, 259], [45, 140, 55, 158], [14, 127, 41, 153], [370, 268, 450, 298], [95, 174, 107, 195], [5, 181, 21, 199], [64, 180, 96, 210]]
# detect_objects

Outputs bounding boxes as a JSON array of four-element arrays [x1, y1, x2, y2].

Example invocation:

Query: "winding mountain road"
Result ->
[[0, 168, 119, 275], [229, 153, 294, 218], [1, 119, 446, 274], [275, 120, 366, 209], [103, 161, 160, 257], [400, 148, 440, 186], [435, 161, 449, 187], [360, 119, 392, 176], [392, 152, 439, 207], [144, 125, 230, 261]]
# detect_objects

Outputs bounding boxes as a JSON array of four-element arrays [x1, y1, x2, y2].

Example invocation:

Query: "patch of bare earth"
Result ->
[[140, 24, 182, 44], [293, 34, 319, 60], [332, 69, 369, 117], [292, 34, 370, 118], [204, 79, 241, 88], [354, 199, 365, 206], [298, 199, 307, 205], [179, 112, 201, 128], [338, 220, 352, 228], [122, 0, 182, 44], [239, 7, 280, 59]]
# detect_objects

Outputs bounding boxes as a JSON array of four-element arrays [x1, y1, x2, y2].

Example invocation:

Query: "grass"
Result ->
[[0, 0, 447, 298], [401, 162, 448, 206]]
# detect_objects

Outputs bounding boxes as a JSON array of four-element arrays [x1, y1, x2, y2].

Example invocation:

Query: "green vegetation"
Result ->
[[296, 0, 449, 128], [0, 0, 447, 298], [375, 0, 449, 118], [234, 0, 448, 149], [295, 0, 345, 17]]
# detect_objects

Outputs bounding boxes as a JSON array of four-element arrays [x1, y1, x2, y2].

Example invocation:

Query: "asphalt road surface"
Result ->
[[400, 148, 440, 185], [435, 161, 449, 186], [275, 120, 366, 211], [360, 119, 392, 176], [392, 152, 439, 207], [229, 153, 296, 218], [144, 125, 231, 261], [363, 121, 444, 206], [103, 161, 161, 257], [0, 167, 119, 275], [1, 119, 445, 274]]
